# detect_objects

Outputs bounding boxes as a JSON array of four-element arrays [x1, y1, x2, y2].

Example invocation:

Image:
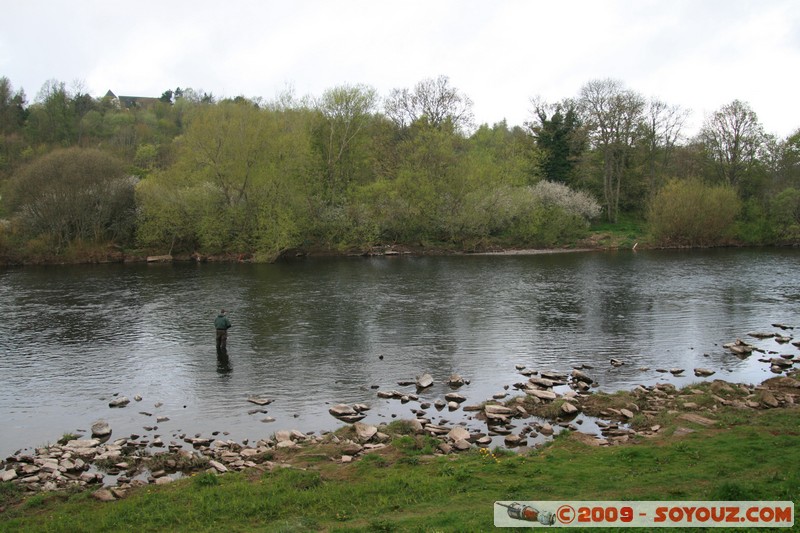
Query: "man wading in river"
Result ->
[[214, 309, 232, 351]]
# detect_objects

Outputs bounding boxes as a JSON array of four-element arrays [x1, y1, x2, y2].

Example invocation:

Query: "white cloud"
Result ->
[[2, 0, 798, 137]]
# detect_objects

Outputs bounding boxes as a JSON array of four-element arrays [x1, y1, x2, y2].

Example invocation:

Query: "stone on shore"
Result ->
[[92, 489, 116, 502], [91, 420, 112, 437], [447, 426, 470, 442], [354, 422, 378, 442], [561, 402, 579, 415], [209, 460, 228, 473], [484, 404, 512, 415], [526, 388, 557, 401]]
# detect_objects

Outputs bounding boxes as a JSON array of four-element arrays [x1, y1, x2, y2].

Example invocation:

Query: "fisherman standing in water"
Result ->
[[214, 309, 232, 351]]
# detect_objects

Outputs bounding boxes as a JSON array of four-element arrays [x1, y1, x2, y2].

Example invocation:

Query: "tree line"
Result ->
[[0, 74, 798, 262]]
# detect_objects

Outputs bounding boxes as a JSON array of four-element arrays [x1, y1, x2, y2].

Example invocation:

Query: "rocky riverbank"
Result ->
[[2, 326, 797, 504]]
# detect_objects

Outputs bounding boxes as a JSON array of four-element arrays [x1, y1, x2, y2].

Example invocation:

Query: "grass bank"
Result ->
[[2, 405, 798, 532]]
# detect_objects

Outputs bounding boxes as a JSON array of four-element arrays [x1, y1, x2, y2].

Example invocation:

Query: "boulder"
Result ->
[[91, 421, 112, 437], [274, 430, 293, 443], [760, 391, 780, 408], [416, 373, 434, 389], [341, 442, 363, 455], [620, 409, 635, 419], [447, 426, 470, 442], [528, 377, 555, 388], [504, 435, 524, 447], [329, 404, 357, 417], [448, 374, 465, 387], [452, 439, 472, 451], [108, 397, 130, 408], [444, 392, 466, 403], [209, 460, 228, 473], [561, 402, 579, 415], [526, 388, 557, 401], [694, 368, 715, 377], [353, 422, 378, 442], [247, 396, 273, 406], [484, 404, 512, 415], [92, 489, 116, 502], [1, 469, 17, 482], [571, 369, 594, 384], [677, 413, 716, 427]]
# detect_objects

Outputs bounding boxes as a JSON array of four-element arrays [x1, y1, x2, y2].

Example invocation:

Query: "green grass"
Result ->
[[2, 408, 799, 532], [582, 215, 650, 250]]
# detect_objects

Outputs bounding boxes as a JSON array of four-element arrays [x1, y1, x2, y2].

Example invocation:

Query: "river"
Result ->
[[1, 248, 798, 457]]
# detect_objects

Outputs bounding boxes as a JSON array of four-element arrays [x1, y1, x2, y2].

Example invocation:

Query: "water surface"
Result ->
[[1, 248, 798, 456]]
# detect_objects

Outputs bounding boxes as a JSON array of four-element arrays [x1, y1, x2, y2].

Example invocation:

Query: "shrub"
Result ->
[[648, 179, 741, 246], [529, 180, 602, 220], [5, 147, 136, 250]]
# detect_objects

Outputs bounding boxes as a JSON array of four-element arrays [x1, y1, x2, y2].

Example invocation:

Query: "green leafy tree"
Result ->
[[0, 77, 27, 135], [25, 80, 75, 146], [0, 77, 28, 177], [313, 84, 378, 205], [137, 101, 314, 259], [471, 120, 540, 186], [527, 99, 585, 184]]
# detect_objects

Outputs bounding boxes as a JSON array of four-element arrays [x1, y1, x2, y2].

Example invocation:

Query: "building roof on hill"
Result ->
[[104, 90, 161, 109]]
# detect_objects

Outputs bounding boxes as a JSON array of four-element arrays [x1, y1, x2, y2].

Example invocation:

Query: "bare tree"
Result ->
[[641, 98, 689, 192], [698, 99, 765, 186], [578, 79, 645, 222], [384, 75, 474, 134]]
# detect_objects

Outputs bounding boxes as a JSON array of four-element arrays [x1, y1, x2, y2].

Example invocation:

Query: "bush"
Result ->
[[5, 147, 136, 250], [503, 181, 601, 246], [529, 180, 602, 220], [648, 179, 741, 246]]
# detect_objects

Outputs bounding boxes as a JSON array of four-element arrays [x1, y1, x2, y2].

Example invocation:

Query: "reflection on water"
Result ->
[[0, 248, 798, 456]]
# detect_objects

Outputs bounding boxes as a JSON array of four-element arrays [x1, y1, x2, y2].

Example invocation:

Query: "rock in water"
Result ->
[[108, 397, 130, 408], [328, 404, 356, 417], [571, 369, 594, 384], [416, 373, 434, 389]]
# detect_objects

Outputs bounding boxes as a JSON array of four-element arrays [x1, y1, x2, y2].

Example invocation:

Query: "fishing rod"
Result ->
[[496, 502, 556, 525]]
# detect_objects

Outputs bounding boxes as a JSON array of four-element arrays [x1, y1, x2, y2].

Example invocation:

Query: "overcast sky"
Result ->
[[2, 0, 798, 137]]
